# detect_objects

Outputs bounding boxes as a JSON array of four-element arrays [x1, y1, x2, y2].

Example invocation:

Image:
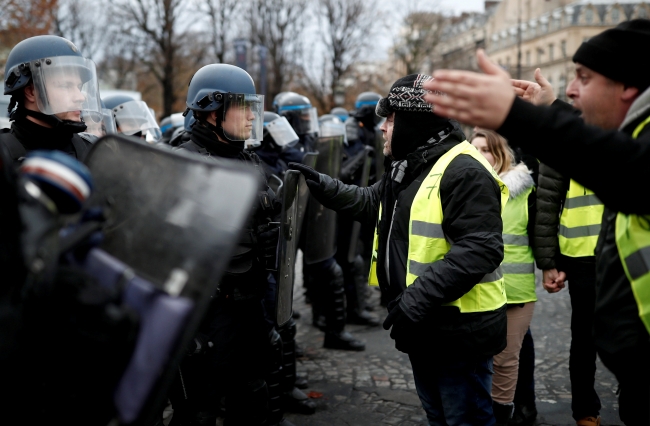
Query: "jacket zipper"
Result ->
[[384, 201, 398, 286]]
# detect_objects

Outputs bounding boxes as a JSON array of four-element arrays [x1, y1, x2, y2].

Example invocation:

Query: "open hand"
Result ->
[[511, 68, 556, 106]]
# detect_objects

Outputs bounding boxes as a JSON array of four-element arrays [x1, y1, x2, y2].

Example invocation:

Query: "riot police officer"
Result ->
[[346, 92, 382, 149], [274, 92, 319, 152], [103, 94, 162, 142], [255, 111, 305, 177], [278, 93, 366, 351], [173, 63, 278, 425], [330, 107, 349, 123], [1, 35, 103, 164]]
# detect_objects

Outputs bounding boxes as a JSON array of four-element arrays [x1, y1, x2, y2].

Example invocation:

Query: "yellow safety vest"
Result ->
[[558, 180, 604, 257], [502, 184, 537, 304], [369, 141, 509, 313], [615, 116, 650, 334]]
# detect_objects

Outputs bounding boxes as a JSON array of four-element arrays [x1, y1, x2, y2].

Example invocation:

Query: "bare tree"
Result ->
[[300, 0, 376, 112], [394, 11, 446, 75], [112, 0, 204, 117], [53, 0, 110, 60], [248, 0, 307, 107], [203, 0, 240, 63]]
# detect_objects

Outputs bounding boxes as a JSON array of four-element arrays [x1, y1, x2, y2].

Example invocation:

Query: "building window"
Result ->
[[612, 8, 620, 22], [537, 48, 544, 64], [541, 22, 548, 33], [561, 40, 567, 57], [549, 44, 554, 61], [526, 51, 531, 66], [639, 7, 648, 18], [586, 8, 594, 24]]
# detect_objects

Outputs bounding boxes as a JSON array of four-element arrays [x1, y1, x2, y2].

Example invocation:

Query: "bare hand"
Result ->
[[511, 68, 556, 106], [542, 269, 566, 293], [423, 49, 515, 130]]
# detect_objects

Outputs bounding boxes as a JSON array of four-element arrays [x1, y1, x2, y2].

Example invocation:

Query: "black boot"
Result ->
[[509, 402, 537, 426], [493, 401, 514, 426], [322, 261, 366, 351], [324, 330, 366, 351], [345, 256, 380, 326], [266, 329, 285, 426]]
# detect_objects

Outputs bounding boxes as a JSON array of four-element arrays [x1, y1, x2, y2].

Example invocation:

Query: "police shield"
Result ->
[[294, 152, 317, 244], [347, 146, 373, 263], [82, 135, 260, 425], [276, 170, 300, 326], [303, 136, 343, 264]]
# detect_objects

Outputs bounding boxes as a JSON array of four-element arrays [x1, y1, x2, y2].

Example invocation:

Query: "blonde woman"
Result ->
[[472, 129, 537, 426]]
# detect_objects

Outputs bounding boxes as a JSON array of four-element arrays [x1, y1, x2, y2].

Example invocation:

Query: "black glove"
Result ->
[[288, 162, 320, 182], [383, 296, 408, 330], [257, 222, 280, 271], [186, 332, 213, 356]]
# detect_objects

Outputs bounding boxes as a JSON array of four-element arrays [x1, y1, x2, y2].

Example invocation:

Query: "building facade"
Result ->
[[435, 0, 649, 100]]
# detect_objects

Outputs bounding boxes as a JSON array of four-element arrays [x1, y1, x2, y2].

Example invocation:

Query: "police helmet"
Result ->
[[275, 92, 318, 136], [3, 35, 101, 121], [103, 94, 161, 141], [330, 107, 349, 123], [186, 64, 264, 142]]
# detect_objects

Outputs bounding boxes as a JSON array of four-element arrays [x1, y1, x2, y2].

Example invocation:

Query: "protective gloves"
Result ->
[[289, 163, 320, 189], [383, 295, 409, 331]]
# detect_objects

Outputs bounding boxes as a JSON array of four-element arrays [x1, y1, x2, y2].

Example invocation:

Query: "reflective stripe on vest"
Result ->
[[558, 180, 604, 257], [501, 184, 537, 304], [615, 118, 650, 334], [404, 141, 508, 313]]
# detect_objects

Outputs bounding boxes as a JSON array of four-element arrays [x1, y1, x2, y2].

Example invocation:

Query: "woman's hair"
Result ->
[[471, 128, 516, 175]]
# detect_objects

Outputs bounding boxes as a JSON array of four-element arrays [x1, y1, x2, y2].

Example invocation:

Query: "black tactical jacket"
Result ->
[[499, 93, 650, 358], [307, 132, 507, 358], [177, 130, 279, 301]]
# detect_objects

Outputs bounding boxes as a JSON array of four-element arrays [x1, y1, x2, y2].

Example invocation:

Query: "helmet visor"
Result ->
[[82, 108, 117, 137], [279, 106, 319, 135], [266, 116, 299, 148], [222, 93, 264, 142], [30, 56, 101, 117], [319, 120, 347, 145], [112, 100, 162, 140]]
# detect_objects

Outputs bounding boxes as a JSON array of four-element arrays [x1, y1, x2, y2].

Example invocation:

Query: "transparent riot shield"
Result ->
[[293, 152, 317, 245], [276, 170, 300, 327], [303, 135, 343, 264], [374, 127, 385, 179], [347, 146, 374, 263], [82, 135, 261, 425]]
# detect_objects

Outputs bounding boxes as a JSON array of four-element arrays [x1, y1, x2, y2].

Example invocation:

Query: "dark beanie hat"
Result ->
[[376, 74, 455, 160], [573, 19, 650, 92]]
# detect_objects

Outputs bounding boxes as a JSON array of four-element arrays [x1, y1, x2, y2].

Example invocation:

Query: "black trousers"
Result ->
[[566, 263, 602, 420], [599, 342, 650, 426]]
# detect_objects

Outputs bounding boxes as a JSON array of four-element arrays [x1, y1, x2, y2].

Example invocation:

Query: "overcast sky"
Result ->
[[439, 0, 485, 13]]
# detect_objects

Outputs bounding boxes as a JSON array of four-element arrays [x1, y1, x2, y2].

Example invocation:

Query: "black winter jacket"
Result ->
[[498, 90, 650, 358], [533, 163, 566, 271], [307, 133, 507, 358], [177, 125, 279, 301]]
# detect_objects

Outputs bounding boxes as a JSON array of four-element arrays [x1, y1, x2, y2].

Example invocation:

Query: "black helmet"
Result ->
[[275, 92, 318, 136], [186, 64, 264, 142], [330, 107, 349, 122]]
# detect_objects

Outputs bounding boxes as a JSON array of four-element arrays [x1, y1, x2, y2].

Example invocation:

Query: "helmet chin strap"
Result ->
[[23, 108, 87, 133], [199, 117, 244, 148]]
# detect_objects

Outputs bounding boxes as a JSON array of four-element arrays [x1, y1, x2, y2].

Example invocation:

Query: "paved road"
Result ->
[[285, 257, 621, 426]]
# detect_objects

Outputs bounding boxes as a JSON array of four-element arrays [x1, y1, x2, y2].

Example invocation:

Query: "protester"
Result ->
[[291, 73, 509, 426], [471, 129, 537, 426], [424, 19, 650, 425]]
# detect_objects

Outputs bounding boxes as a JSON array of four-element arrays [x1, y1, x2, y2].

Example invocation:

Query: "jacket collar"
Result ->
[[620, 85, 650, 134], [404, 129, 466, 179]]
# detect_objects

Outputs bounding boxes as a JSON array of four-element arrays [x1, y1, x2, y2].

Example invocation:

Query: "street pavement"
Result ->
[[285, 256, 622, 426]]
